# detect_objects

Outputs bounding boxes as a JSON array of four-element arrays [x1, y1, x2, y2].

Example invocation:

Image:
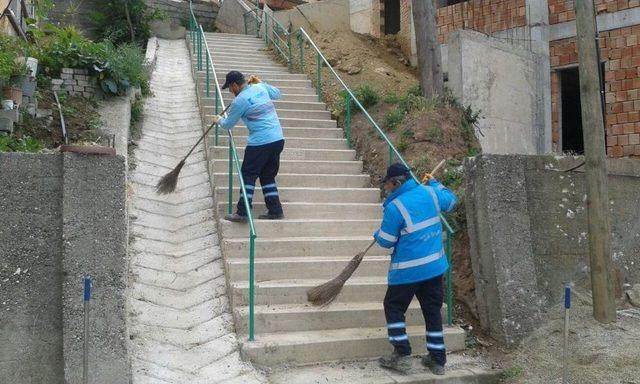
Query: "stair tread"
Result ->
[[242, 325, 464, 346], [235, 301, 419, 315], [228, 255, 388, 265], [233, 276, 387, 288]]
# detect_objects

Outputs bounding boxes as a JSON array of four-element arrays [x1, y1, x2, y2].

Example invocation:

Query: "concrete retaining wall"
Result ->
[[216, 0, 253, 34], [0, 152, 129, 384], [148, 0, 219, 29], [449, 29, 546, 156], [274, 0, 350, 33], [465, 154, 640, 344]]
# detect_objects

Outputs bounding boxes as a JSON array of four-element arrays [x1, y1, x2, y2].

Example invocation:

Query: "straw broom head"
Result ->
[[307, 251, 366, 306], [155, 159, 185, 195]]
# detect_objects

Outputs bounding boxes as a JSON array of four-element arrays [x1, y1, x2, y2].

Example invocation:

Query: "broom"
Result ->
[[306, 160, 448, 306], [155, 103, 232, 194]]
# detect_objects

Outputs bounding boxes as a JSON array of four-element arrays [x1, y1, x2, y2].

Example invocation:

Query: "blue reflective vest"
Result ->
[[373, 178, 457, 285]]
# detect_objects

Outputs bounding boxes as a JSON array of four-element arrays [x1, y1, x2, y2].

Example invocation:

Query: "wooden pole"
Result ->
[[574, 0, 616, 323], [411, 0, 443, 98]]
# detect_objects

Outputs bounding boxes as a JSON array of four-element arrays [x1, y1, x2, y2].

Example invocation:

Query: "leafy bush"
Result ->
[[0, 135, 44, 152], [0, 36, 30, 83], [384, 109, 404, 131], [353, 85, 380, 109], [33, 26, 149, 96], [90, 0, 165, 46], [425, 126, 444, 144], [383, 92, 401, 104]]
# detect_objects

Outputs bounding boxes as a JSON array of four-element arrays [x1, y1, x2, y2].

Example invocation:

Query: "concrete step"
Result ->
[[206, 40, 266, 48], [211, 159, 363, 174], [206, 116, 336, 129], [267, 358, 500, 383], [203, 93, 320, 103], [210, 127, 343, 140], [211, 172, 370, 188], [205, 108, 331, 120], [215, 136, 347, 149], [217, 202, 379, 220], [211, 146, 355, 161], [201, 70, 308, 80], [201, 99, 327, 112], [222, 236, 389, 258], [231, 276, 390, 306], [221, 219, 378, 238], [210, 86, 317, 96], [240, 326, 466, 366], [196, 75, 312, 89], [234, 302, 448, 333], [214, 187, 380, 204], [226, 254, 388, 281]]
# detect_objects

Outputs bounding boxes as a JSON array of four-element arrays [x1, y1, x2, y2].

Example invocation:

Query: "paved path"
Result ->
[[127, 39, 264, 384]]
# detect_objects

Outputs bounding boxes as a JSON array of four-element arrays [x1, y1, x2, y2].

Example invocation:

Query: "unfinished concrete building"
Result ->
[[350, 0, 640, 158]]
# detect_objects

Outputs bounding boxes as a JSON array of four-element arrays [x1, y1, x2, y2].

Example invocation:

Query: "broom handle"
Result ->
[[361, 239, 377, 256], [430, 159, 446, 177], [181, 104, 232, 162]]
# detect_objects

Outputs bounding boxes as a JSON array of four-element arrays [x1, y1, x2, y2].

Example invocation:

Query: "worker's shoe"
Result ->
[[421, 355, 445, 376], [379, 351, 412, 374], [225, 213, 248, 223], [258, 211, 284, 220]]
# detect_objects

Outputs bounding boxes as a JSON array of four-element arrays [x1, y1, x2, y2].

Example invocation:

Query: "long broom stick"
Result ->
[[306, 160, 448, 306], [155, 103, 231, 194]]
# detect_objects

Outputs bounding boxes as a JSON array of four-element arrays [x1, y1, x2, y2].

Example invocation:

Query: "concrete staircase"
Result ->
[[190, 33, 466, 367]]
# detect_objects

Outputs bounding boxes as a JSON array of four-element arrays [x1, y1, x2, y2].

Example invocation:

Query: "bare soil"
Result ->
[[16, 87, 104, 149]]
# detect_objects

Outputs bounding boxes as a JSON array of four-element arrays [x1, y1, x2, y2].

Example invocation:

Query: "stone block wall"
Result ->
[[51, 68, 98, 98], [465, 154, 640, 344], [147, 0, 219, 29]]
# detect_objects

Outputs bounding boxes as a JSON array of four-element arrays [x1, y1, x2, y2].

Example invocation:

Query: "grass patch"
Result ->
[[384, 109, 404, 131]]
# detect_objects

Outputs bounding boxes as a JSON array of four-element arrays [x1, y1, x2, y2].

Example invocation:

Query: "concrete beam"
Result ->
[[550, 6, 640, 41]]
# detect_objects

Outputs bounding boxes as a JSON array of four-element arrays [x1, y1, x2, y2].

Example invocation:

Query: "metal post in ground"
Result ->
[[83, 275, 92, 384], [563, 283, 571, 384]]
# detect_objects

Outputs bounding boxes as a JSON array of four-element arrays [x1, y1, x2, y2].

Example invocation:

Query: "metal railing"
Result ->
[[240, 10, 457, 325], [243, 8, 292, 72], [189, 2, 259, 341]]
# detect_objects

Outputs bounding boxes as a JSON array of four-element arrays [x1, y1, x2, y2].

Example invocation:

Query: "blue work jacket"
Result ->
[[374, 178, 457, 285], [218, 82, 284, 146]]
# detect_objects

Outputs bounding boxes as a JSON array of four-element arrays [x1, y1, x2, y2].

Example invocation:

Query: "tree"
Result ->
[[412, 0, 443, 98]]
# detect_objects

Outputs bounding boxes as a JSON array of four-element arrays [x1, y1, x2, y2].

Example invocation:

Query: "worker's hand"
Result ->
[[212, 115, 222, 124], [421, 173, 433, 183]]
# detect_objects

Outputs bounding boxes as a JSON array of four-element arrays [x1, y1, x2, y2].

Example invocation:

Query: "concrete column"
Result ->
[[61, 153, 129, 384], [527, 0, 553, 154], [465, 155, 545, 344]]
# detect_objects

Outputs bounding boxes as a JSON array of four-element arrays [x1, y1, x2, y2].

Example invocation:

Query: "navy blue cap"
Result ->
[[382, 163, 410, 182], [222, 71, 245, 89]]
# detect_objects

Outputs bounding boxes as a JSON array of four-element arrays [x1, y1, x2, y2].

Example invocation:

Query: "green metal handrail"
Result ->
[[243, 8, 292, 71], [189, 3, 259, 341], [240, 15, 457, 325]]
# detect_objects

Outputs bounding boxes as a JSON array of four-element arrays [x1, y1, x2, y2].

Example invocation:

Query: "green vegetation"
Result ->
[[90, 0, 165, 46], [383, 109, 404, 131], [0, 135, 44, 153], [499, 366, 524, 381]]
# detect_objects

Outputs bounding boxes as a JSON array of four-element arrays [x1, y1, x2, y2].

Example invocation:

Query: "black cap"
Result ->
[[222, 71, 245, 89], [382, 163, 410, 183]]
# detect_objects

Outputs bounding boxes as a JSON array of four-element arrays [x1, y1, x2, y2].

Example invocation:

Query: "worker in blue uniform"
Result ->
[[374, 163, 457, 375], [213, 71, 285, 222]]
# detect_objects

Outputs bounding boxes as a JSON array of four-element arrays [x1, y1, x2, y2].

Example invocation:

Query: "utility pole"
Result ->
[[412, 0, 443, 98], [574, 0, 616, 323]]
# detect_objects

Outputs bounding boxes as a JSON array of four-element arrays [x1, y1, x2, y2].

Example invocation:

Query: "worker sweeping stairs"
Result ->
[[186, 30, 501, 379]]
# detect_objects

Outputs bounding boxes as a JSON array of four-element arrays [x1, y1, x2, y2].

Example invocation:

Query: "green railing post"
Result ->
[[248, 234, 256, 341], [446, 234, 454, 326], [316, 52, 321, 102], [255, 12, 259, 37], [345, 93, 351, 148], [214, 92, 220, 147], [265, 16, 269, 45], [228, 144, 233, 215], [298, 33, 304, 72], [197, 29, 202, 71], [192, 18, 196, 48], [244, 14, 248, 35], [205, 55, 210, 97], [389, 146, 394, 165], [287, 32, 292, 73]]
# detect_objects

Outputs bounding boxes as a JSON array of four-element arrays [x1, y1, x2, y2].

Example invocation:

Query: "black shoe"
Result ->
[[258, 212, 284, 220], [225, 213, 248, 223], [421, 355, 445, 375], [379, 351, 412, 374]]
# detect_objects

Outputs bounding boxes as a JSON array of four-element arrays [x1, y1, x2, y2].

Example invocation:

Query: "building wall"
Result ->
[[550, 26, 640, 157], [548, 0, 638, 25], [436, 0, 527, 44]]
